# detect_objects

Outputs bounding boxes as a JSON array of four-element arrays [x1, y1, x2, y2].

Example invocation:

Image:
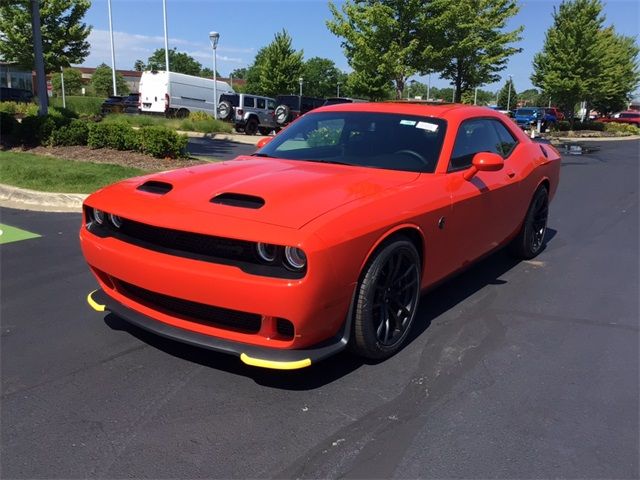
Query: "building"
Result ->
[[0, 62, 34, 91]]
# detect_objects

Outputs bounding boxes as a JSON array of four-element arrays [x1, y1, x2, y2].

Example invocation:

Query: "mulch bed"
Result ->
[[3, 145, 207, 172]]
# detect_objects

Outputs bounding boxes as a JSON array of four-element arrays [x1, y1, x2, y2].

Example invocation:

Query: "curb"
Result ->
[[178, 130, 267, 145], [0, 184, 87, 212], [549, 135, 640, 143]]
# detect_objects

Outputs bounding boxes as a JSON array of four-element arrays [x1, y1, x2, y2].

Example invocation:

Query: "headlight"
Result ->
[[109, 214, 122, 228], [256, 242, 277, 262], [284, 246, 306, 270], [93, 209, 105, 225]]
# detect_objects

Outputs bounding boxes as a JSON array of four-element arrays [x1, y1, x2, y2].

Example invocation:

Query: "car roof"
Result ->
[[312, 101, 502, 121]]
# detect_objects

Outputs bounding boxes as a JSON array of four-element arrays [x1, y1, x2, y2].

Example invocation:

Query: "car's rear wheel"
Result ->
[[245, 118, 259, 135], [176, 108, 189, 118], [510, 185, 549, 259], [351, 238, 421, 360]]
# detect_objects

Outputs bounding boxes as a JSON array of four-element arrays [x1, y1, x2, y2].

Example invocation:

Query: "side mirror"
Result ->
[[463, 152, 504, 180], [256, 136, 272, 149]]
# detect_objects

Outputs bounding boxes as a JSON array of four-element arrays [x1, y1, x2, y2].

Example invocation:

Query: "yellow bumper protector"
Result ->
[[87, 290, 106, 312], [240, 353, 312, 370]]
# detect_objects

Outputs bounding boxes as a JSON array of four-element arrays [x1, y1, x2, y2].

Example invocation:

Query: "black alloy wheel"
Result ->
[[352, 238, 421, 359], [510, 185, 549, 259], [244, 117, 259, 135]]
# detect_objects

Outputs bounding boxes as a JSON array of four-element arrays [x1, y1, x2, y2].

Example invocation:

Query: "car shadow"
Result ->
[[104, 228, 557, 390], [187, 137, 256, 159]]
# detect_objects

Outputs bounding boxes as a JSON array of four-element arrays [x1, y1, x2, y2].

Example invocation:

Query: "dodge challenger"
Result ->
[[82, 102, 561, 370]]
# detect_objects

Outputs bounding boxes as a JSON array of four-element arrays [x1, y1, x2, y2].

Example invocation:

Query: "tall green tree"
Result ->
[[302, 57, 342, 98], [428, 0, 523, 102], [245, 30, 304, 97], [146, 48, 203, 76], [133, 59, 146, 72], [531, 0, 605, 123], [590, 27, 640, 116], [0, 0, 91, 72], [230, 67, 248, 79], [91, 63, 128, 97], [497, 77, 518, 110], [327, 0, 429, 99], [51, 67, 83, 96]]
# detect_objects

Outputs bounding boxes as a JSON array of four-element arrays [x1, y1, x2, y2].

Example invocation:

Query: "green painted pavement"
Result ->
[[0, 223, 41, 245]]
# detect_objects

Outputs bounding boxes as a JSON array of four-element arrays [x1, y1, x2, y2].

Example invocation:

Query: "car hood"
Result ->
[[99, 157, 420, 229]]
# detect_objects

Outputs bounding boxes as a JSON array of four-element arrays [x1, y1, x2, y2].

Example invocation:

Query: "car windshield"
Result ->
[[516, 109, 536, 115], [256, 111, 447, 173], [619, 112, 639, 118]]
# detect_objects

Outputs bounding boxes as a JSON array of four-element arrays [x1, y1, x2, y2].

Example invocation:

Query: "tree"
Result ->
[[427, 0, 522, 102], [461, 88, 496, 105], [497, 77, 518, 110], [518, 88, 539, 106], [590, 27, 640, 116], [146, 48, 203, 76], [244, 30, 303, 97], [199, 67, 220, 79], [327, 0, 430, 100], [531, 0, 605, 124], [230, 68, 248, 80], [0, 0, 91, 73], [302, 57, 342, 98], [91, 63, 128, 97], [133, 59, 146, 72], [51, 67, 83, 96]]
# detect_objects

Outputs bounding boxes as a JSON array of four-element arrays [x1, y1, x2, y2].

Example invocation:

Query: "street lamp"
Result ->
[[209, 31, 220, 119], [337, 82, 340, 97], [506, 74, 513, 111], [299, 77, 303, 96]]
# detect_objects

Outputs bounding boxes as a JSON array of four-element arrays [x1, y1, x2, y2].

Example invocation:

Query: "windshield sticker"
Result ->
[[399, 120, 417, 126], [416, 121, 439, 132]]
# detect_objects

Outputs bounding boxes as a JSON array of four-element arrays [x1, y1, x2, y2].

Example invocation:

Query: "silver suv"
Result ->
[[217, 93, 277, 135]]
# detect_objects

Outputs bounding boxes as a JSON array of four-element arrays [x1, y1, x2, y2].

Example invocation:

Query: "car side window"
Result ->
[[244, 96, 255, 108], [256, 98, 266, 109], [491, 120, 518, 157], [267, 99, 275, 110], [449, 119, 503, 171]]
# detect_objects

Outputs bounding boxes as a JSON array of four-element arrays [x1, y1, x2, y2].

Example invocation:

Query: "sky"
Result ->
[[81, 0, 640, 93]]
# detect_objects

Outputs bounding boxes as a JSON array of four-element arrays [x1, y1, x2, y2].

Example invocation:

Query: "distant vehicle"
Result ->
[[139, 71, 234, 118], [274, 95, 325, 127], [101, 93, 140, 115], [595, 111, 640, 127], [544, 107, 564, 121], [323, 97, 367, 106], [0, 87, 33, 103], [217, 93, 277, 135], [514, 107, 556, 131]]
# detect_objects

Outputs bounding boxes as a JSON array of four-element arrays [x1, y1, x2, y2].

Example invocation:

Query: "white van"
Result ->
[[139, 71, 234, 117]]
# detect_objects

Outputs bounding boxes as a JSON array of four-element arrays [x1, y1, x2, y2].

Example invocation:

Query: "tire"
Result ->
[[258, 127, 271, 136], [351, 237, 421, 360], [274, 105, 290, 126], [217, 100, 233, 121], [245, 117, 258, 135], [176, 108, 189, 119], [510, 186, 549, 259]]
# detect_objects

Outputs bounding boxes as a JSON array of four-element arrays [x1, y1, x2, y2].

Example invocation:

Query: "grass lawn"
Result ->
[[102, 113, 233, 134], [0, 151, 146, 193]]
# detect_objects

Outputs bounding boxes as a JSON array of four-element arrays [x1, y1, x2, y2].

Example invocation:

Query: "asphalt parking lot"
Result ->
[[1, 139, 638, 479]]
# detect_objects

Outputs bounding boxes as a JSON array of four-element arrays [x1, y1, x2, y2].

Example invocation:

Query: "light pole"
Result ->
[[299, 77, 303, 97], [209, 31, 220, 119], [337, 82, 340, 97], [474, 86, 478, 105], [427, 73, 431, 101], [107, 0, 117, 95], [30, 0, 47, 115], [60, 66, 66, 108], [506, 74, 513, 111]]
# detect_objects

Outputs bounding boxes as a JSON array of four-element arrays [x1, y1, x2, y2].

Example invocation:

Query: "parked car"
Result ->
[[139, 70, 234, 117], [82, 102, 561, 370], [217, 93, 277, 135], [123, 92, 140, 114], [324, 97, 367, 106], [273, 95, 325, 127], [544, 107, 564, 121], [0, 87, 33, 103], [514, 107, 556, 131], [100, 95, 126, 114], [595, 111, 640, 127]]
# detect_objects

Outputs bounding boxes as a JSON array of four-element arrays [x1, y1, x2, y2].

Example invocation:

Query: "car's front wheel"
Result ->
[[510, 185, 549, 259], [351, 237, 421, 360], [245, 118, 258, 135]]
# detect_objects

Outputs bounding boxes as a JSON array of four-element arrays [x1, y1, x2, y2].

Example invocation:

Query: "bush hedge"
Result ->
[[0, 111, 18, 135], [49, 96, 103, 116], [603, 122, 640, 135], [15, 113, 73, 146], [50, 119, 90, 146], [138, 126, 188, 158], [88, 122, 140, 151], [552, 120, 605, 132]]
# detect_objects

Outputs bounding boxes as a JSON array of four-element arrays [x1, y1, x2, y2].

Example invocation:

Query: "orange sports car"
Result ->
[[82, 102, 560, 370]]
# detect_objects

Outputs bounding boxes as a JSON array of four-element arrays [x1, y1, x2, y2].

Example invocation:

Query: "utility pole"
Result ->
[[30, 0, 47, 115], [107, 0, 117, 95]]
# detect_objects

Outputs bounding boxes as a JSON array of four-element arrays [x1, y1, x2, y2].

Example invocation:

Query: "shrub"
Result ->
[[604, 122, 640, 135], [178, 116, 232, 133], [88, 122, 140, 150], [551, 120, 605, 132], [0, 101, 38, 116], [50, 119, 90, 146], [188, 110, 212, 121], [0, 111, 18, 136], [138, 126, 188, 158], [15, 114, 71, 146], [0, 102, 17, 115], [50, 96, 104, 116]]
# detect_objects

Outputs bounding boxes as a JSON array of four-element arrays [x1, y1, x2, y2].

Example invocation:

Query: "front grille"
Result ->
[[116, 279, 261, 333]]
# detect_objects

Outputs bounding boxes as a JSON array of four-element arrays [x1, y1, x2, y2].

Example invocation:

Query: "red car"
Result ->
[[82, 103, 561, 369], [596, 111, 640, 126]]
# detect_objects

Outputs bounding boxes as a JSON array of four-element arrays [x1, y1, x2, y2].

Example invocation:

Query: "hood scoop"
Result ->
[[137, 180, 173, 195], [211, 192, 265, 209]]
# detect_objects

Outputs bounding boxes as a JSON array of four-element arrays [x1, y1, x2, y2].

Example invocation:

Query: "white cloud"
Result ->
[[81, 29, 252, 72]]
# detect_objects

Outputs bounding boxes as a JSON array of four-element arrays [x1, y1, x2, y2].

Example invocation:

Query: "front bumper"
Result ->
[[88, 288, 350, 370]]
